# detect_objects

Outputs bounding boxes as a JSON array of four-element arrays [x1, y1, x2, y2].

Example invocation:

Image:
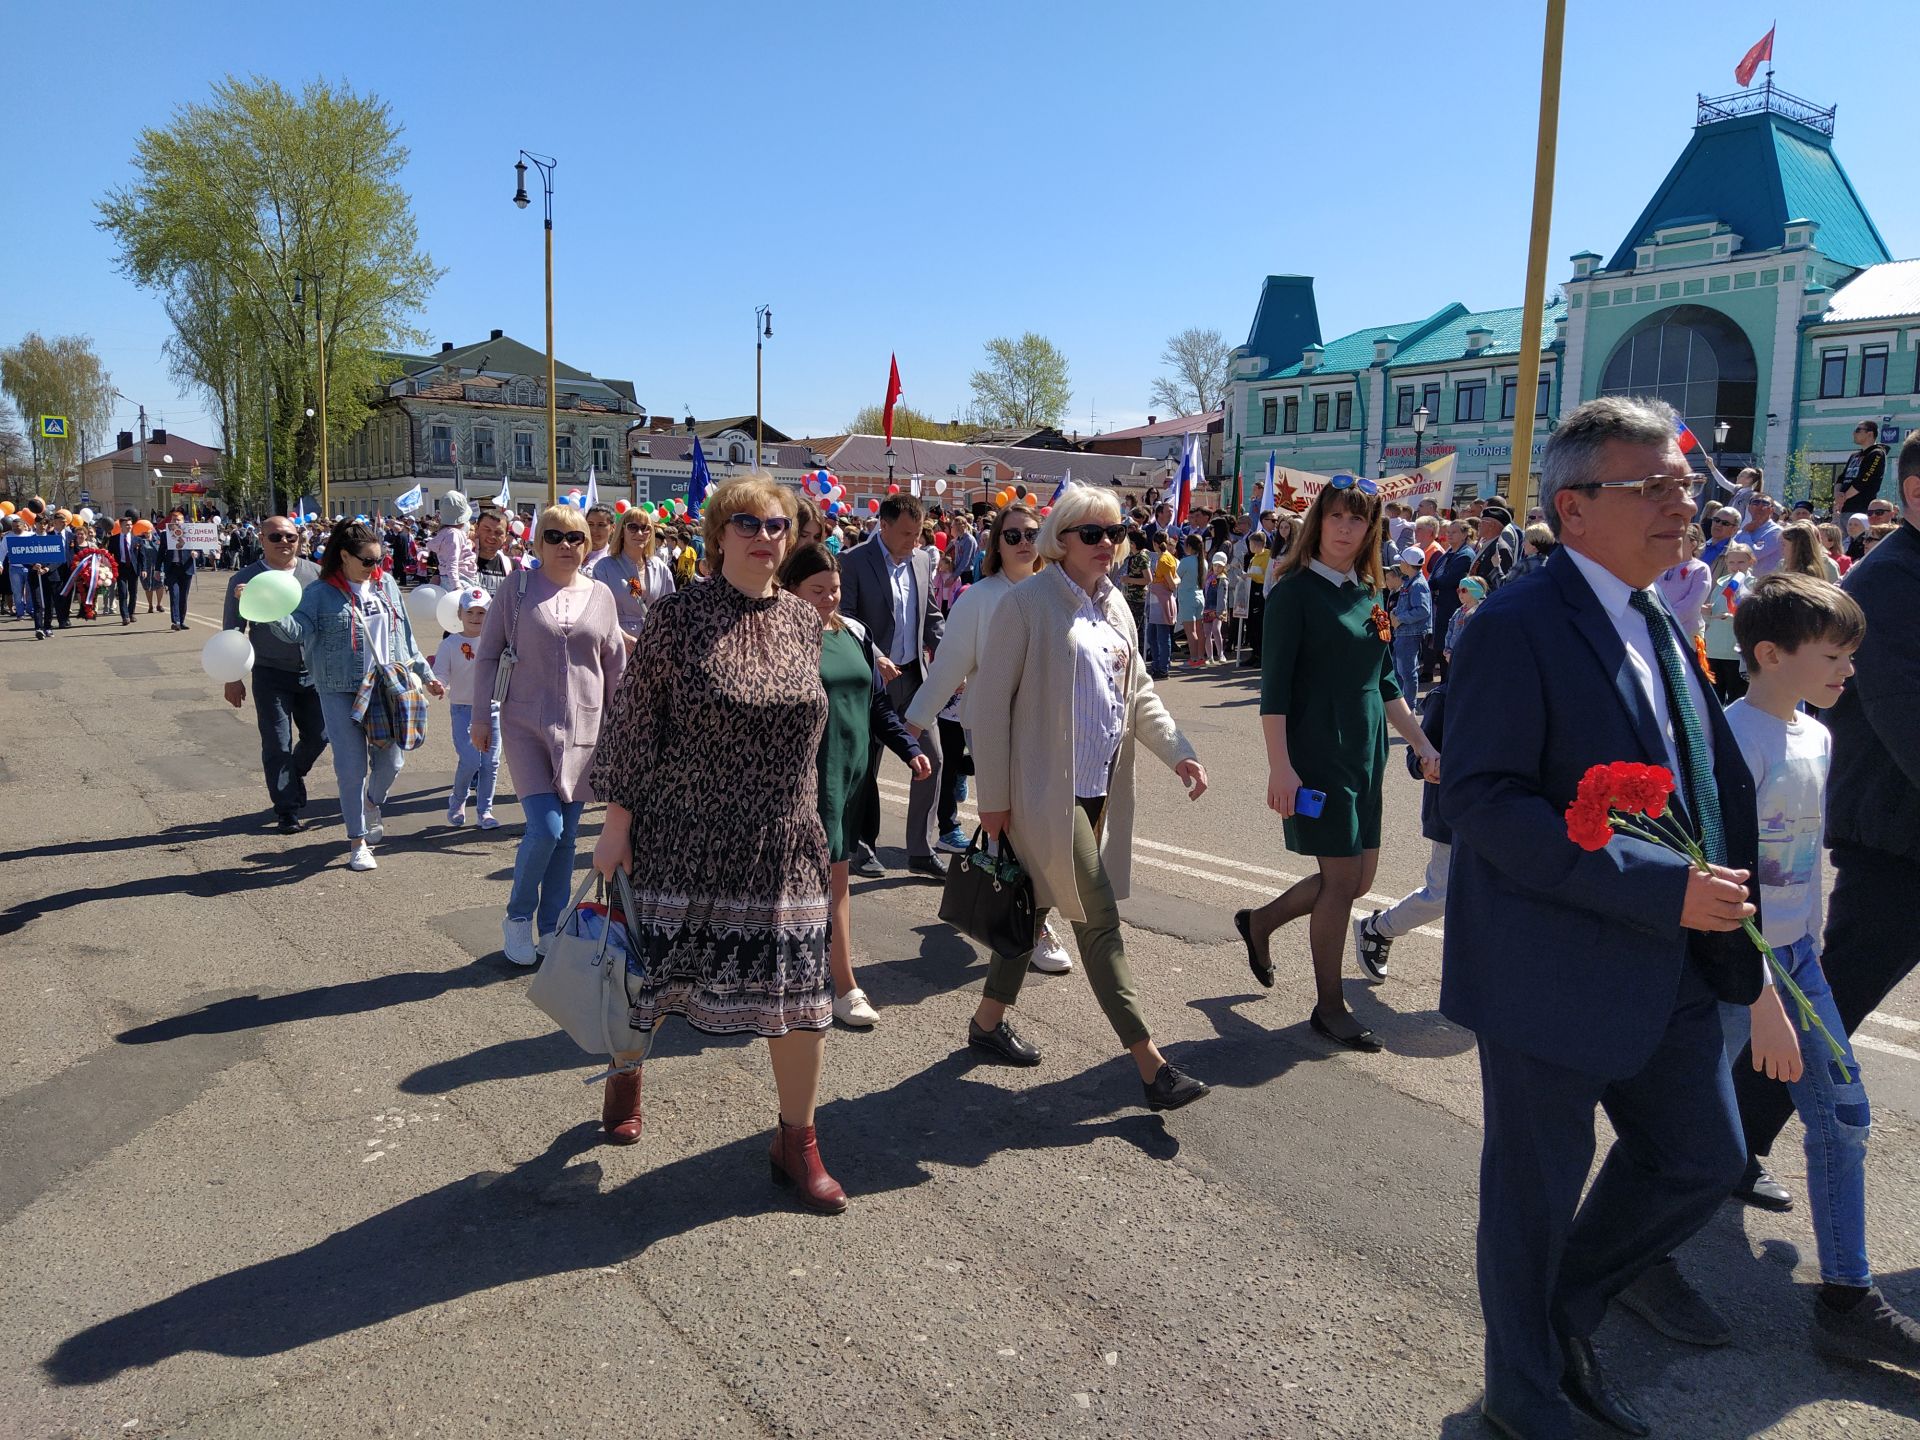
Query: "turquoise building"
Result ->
[[1228, 84, 1916, 506]]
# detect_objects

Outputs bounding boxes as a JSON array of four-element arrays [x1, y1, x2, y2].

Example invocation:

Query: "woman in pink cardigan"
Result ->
[[472, 504, 626, 966]]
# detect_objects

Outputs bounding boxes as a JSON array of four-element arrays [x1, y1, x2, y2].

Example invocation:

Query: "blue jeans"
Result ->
[[316, 686, 404, 842], [448, 702, 501, 814], [1719, 935, 1869, 1286], [8, 567, 33, 621], [1144, 622, 1173, 676], [253, 666, 328, 820], [508, 792, 585, 936], [1392, 630, 1425, 711]]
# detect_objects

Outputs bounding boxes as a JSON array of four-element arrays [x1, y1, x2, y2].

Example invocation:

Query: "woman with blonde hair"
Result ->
[[1238, 478, 1439, 1050], [473, 504, 626, 963], [592, 504, 676, 649], [590, 475, 847, 1210], [1780, 520, 1837, 582], [967, 485, 1213, 1109]]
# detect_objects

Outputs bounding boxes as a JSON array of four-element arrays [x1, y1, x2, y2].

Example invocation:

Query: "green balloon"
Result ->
[[237, 567, 303, 623]]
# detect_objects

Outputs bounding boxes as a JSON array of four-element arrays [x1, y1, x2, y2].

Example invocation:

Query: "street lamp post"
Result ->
[[754, 305, 772, 470], [885, 445, 897, 493], [513, 150, 560, 505], [293, 275, 329, 521], [1412, 404, 1430, 471]]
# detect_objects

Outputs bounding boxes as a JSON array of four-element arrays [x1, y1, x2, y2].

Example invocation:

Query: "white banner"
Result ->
[[1268, 453, 1457, 513], [181, 521, 222, 555]]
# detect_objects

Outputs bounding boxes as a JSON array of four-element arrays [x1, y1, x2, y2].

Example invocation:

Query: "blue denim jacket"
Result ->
[[271, 572, 432, 694], [1392, 573, 1432, 635]]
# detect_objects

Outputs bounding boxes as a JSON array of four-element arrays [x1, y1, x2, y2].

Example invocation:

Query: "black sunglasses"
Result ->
[[264, 532, 298, 542], [727, 513, 792, 539], [542, 529, 589, 547], [623, 520, 653, 533], [999, 526, 1039, 546], [1070, 523, 1128, 545], [350, 550, 381, 565]]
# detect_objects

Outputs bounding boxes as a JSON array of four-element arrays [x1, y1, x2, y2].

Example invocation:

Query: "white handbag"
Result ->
[[525, 869, 653, 1081]]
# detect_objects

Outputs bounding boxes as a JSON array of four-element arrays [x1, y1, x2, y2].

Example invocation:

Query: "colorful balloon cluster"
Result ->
[[803, 468, 847, 516]]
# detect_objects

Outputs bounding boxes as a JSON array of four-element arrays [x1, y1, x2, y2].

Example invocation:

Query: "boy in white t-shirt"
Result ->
[[432, 587, 501, 828], [1722, 572, 1920, 1369]]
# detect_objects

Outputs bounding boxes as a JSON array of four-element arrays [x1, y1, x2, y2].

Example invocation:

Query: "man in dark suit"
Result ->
[[111, 509, 143, 624], [839, 493, 946, 879], [1731, 432, 1920, 1208], [1440, 396, 1762, 1440], [160, 509, 199, 630]]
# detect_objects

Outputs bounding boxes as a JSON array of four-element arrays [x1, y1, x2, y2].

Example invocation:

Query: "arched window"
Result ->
[[1599, 304, 1758, 455], [728, 442, 745, 464]]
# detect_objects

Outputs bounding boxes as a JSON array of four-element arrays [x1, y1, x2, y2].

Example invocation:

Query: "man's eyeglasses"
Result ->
[[1327, 473, 1380, 496], [1710, 516, 1737, 526], [1069, 523, 1128, 546], [264, 532, 298, 542], [727, 513, 792, 539], [1565, 475, 1705, 504], [541, 529, 589, 547], [999, 527, 1039, 546]]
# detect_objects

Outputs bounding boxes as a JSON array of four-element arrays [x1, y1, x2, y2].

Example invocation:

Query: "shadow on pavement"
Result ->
[[0, 811, 291, 869], [116, 962, 524, 1045], [42, 1048, 1181, 1387]]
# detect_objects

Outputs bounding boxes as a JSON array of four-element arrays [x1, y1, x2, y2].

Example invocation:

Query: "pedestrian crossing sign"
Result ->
[[39, 415, 68, 439]]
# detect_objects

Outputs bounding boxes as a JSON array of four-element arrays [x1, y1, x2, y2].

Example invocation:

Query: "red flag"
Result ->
[[1735, 25, 1774, 86], [883, 354, 902, 446]]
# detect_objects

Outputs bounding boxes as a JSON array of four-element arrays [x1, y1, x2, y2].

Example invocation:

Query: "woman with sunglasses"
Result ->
[[968, 486, 1213, 1111], [592, 505, 677, 652], [905, 502, 1074, 973], [270, 520, 444, 872], [589, 475, 847, 1210], [1234, 475, 1440, 1051], [472, 505, 626, 965]]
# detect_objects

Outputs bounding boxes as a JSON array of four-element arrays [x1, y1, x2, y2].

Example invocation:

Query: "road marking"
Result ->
[[1854, 1033, 1920, 1064], [1866, 1010, 1920, 1033], [873, 779, 1442, 939]]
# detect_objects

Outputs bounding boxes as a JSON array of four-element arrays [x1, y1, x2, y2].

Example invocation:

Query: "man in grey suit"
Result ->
[[840, 494, 946, 878]]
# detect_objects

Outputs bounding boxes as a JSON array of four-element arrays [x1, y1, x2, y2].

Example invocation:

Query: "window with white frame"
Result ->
[[1861, 345, 1889, 397], [1335, 393, 1352, 430]]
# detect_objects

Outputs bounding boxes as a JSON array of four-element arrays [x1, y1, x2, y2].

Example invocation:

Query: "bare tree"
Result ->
[[969, 333, 1072, 429], [1148, 327, 1231, 417]]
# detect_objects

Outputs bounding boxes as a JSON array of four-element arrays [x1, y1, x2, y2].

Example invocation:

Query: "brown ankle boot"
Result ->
[[768, 1118, 847, 1213], [601, 1067, 642, 1145]]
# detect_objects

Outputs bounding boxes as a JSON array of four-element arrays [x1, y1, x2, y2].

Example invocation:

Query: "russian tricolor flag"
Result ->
[[1675, 418, 1701, 454]]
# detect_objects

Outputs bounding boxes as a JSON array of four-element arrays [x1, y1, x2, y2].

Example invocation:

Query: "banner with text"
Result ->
[[181, 522, 222, 555], [1266, 453, 1456, 513]]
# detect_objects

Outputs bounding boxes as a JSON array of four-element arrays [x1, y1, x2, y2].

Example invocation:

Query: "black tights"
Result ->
[[1250, 850, 1380, 1018]]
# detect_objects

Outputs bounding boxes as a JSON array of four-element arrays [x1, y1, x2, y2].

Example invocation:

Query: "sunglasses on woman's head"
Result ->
[[542, 529, 589, 547], [999, 527, 1038, 545], [727, 513, 792, 539], [1069, 523, 1128, 545], [1326, 473, 1380, 496]]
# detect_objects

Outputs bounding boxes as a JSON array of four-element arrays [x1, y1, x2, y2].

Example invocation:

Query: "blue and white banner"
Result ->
[[393, 484, 424, 514]]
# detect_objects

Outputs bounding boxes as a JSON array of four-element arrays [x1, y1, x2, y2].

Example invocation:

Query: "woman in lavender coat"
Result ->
[[473, 504, 627, 965]]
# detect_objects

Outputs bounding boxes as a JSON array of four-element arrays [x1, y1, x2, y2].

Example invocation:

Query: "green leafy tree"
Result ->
[[968, 333, 1072, 429], [0, 333, 116, 501], [1148, 327, 1231, 417], [844, 403, 969, 441], [97, 75, 442, 506]]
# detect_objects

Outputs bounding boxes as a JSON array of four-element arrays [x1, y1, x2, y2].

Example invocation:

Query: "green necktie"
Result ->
[[1627, 588, 1725, 865]]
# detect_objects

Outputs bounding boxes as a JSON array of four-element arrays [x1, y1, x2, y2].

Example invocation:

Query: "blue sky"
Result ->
[[4, 1, 1912, 449]]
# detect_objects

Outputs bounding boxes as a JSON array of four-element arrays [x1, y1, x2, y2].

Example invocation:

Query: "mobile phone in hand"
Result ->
[[1295, 787, 1326, 818]]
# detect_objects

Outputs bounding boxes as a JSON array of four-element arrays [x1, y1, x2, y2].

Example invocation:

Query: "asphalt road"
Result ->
[[2, 597, 1917, 1438]]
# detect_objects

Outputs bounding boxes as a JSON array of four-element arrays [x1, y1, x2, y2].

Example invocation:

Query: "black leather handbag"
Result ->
[[938, 828, 1037, 958]]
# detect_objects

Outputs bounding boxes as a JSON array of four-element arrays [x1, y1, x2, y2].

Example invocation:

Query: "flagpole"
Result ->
[[1505, 0, 1565, 523]]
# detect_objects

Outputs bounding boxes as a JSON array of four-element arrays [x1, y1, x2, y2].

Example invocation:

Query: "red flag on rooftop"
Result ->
[[883, 354, 903, 446], [1735, 24, 1775, 87]]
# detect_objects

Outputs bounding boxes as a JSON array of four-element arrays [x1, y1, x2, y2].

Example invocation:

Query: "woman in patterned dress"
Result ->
[[588, 474, 846, 1213]]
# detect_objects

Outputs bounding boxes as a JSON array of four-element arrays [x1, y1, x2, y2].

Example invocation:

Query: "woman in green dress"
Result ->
[[781, 543, 929, 1028], [1233, 478, 1441, 1051]]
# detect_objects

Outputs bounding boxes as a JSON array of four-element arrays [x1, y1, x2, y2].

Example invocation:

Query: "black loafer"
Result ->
[[1558, 1333, 1648, 1437], [1309, 1008, 1383, 1052], [1233, 909, 1274, 988], [1144, 1062, 1210, 1111], [1732, 1155, 1793, 1212], [907, 854, 949, 879], [968, 1018, 1041, 1066]]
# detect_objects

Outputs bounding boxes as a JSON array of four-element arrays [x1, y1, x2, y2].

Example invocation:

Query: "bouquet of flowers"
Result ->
[[1565, 760, 1849, 1078]]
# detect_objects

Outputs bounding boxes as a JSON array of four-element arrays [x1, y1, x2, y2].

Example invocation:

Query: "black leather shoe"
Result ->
[[968, 1017, 1041, 1067], [1558, 1334, 1648, 1437], [1309, 1007, 1383, 1052], [276, 814, 301, 835], [1233, 908, 1274, 988], [1732, 1155, 1793, 1212], [1615, 1257, 1731, 1347], [1143, 1063, 1210, 1111], [907, 854, 949, 879]]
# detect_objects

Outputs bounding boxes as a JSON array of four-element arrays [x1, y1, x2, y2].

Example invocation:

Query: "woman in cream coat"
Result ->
[[905, 501, 1073, 975], [967, 485, 1213, 1111]]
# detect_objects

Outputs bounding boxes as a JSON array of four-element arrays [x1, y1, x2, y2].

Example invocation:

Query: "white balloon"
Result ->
[[78, 507, 95, 523], [200, 629, 255, 683], [934, 478, 948, 495], [435, 588, 466, 633], [406, 584, 445, 636]]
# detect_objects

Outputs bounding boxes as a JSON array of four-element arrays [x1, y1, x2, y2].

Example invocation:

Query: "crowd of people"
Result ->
[[11, 396, 1916, 1435]]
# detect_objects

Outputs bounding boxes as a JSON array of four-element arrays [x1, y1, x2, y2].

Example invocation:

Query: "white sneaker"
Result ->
[[833, 988, 879, 1028], [446, 799, 466, 827], [502, 915, 538, 966], [347, 842, 377, 872], [365, 805, 385, 843], [1029, 922, 1074, 974]]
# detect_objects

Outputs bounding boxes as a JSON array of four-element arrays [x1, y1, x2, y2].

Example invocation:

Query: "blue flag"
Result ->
[[688, 436, 713, 516], [394, 484, 424, 515], [1048, 470, 1071, 506]]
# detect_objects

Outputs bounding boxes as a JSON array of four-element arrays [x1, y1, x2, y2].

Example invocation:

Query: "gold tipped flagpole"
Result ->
[[1507, 0, 1565, 520]]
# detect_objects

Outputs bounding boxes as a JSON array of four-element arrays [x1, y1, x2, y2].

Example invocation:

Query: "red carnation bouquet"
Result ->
[[1565, 761, 1848, 1077]]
